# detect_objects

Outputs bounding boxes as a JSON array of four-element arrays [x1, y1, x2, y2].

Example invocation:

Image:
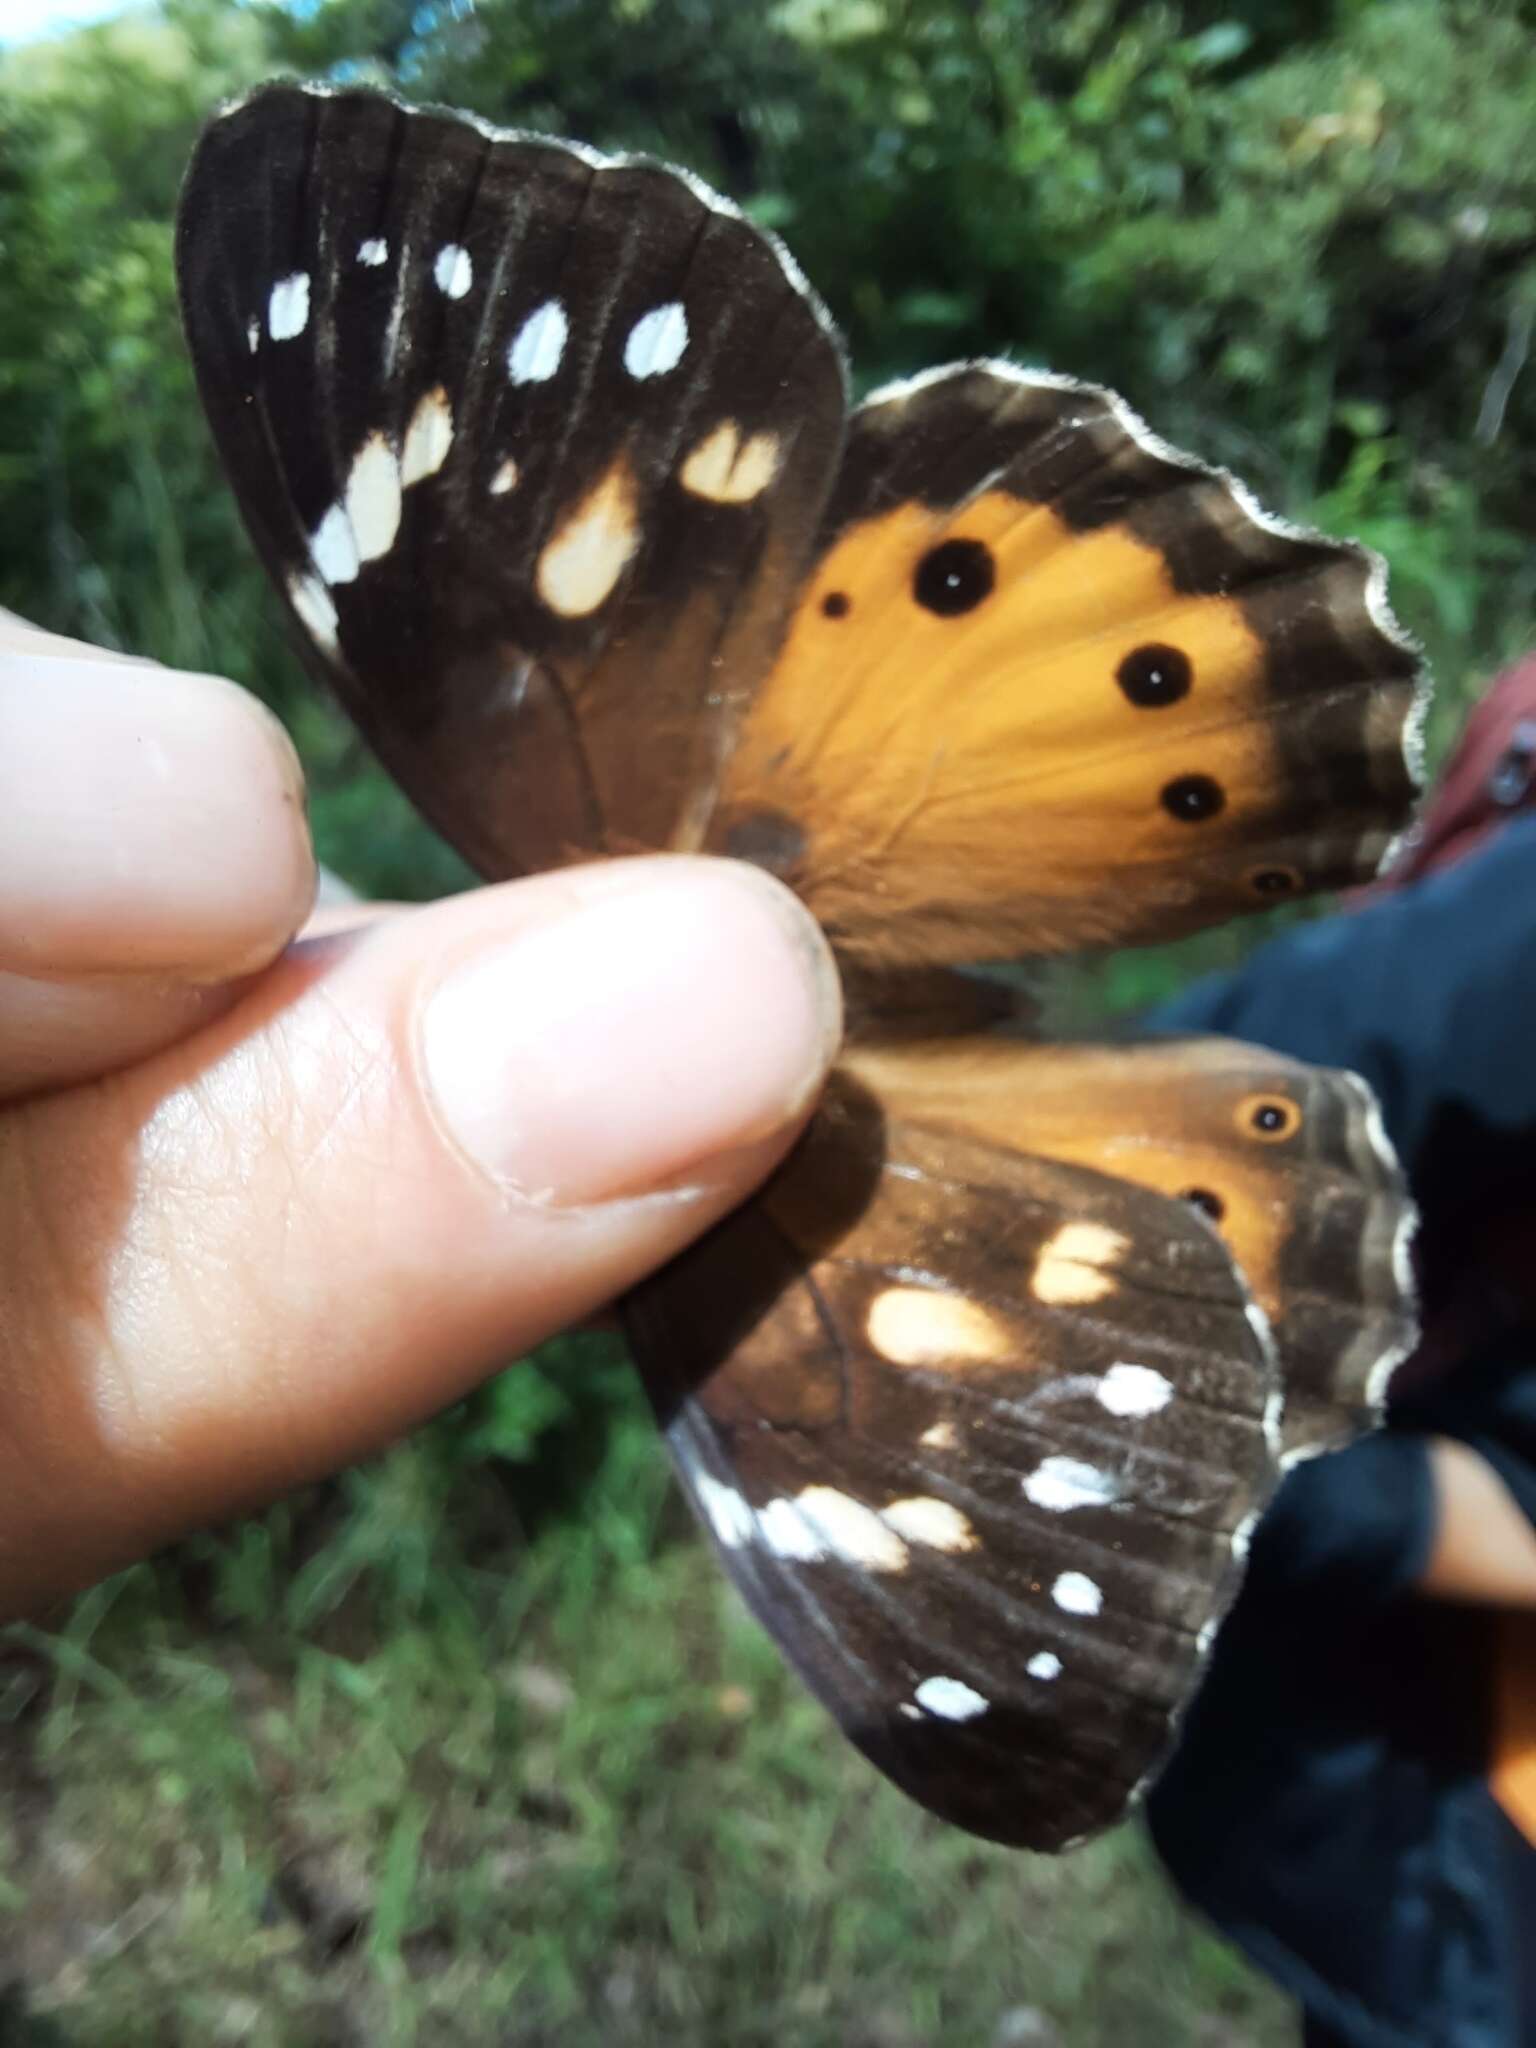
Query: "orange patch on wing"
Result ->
[[717, 492, 1273, 959], [846, 1039, 1296, 1323]]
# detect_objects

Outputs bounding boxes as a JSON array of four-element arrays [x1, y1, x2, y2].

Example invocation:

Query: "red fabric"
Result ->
[[1373, 653, 1536, 893]]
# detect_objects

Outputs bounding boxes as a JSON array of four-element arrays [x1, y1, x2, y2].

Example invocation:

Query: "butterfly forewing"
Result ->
[[178, 82, 847, 877], [628, 1073, 1277, 1849]]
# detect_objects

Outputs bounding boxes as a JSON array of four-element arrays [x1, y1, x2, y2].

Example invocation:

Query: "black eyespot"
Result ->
[[1118, 643, 1192, 708], [721, 808, 807, 879], [1248, 865, 1301, 896], [1179, 1186, 1226, 1222], [1253, 1103, 1288, 1134], [822, 591, 851, 619], [1161, 773, 1225, 822], [913, 538, 995, 617]]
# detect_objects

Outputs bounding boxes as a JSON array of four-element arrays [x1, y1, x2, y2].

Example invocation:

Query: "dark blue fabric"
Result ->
[[1142, 816, 1536, 2047], [1148, 1366, 1535, 2047]]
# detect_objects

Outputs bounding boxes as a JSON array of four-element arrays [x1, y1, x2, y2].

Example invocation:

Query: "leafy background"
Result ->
[[1, 1, 1533, 2041]]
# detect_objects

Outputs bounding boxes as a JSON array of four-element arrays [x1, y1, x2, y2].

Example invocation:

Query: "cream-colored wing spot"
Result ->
[[536, 458, 641, 618], [679, 421, 782, 504], [881, 1497, 977, 1553], [1032, 1222, 1129, 1306], [287, 571, 339, 654], [759, 1487, 911, 1572], [343, 430, 403, 562], [400, 386, 454, 486], [865, 1286, 1014, 1367]]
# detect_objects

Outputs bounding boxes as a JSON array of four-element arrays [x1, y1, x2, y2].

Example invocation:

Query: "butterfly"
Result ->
[[177, 81, 1425, 1851]]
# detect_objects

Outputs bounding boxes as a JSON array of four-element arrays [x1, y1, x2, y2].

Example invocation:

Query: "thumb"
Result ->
[[0, 855, 840, 1615]]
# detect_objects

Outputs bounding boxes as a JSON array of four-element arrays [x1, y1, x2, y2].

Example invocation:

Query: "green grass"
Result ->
[[0, 1343, 1293, 2048]]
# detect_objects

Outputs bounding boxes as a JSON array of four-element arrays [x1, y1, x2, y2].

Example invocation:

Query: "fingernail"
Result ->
[[419, 864, 841, 1205], [0, 652, 314, 979]]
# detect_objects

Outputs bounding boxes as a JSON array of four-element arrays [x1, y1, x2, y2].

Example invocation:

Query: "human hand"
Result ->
[[0, 613, 840, 1617]]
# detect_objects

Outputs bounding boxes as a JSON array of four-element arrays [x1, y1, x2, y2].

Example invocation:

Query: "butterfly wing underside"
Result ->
[[711, 368, 1423, 962], [176, 81, 847, 877], [627, 1071, 1279, 1850], [179, 86, 1422, 967], [844, 1037, 1418, 1457]]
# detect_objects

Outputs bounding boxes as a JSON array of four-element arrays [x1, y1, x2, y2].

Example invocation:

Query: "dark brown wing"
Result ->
[[625, 1070, 1279, 1850], [176, 80, 847, 878]]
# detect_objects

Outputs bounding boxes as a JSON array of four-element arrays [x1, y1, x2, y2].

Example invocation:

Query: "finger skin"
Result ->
[[0, 969, 235, 1100], [0, 857, 840, 1615], [0, 613, 316, 1097], [0, 647, 313, 980]]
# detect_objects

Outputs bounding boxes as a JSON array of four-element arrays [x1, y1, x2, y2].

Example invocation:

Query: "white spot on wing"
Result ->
[[624, 301, 689, 378], [310, 503, 359, 587], [756, 1497, 825, 1563], [695, 1473, 753, 1550], [881, 1497, 976, 1553], [1027, 1651, 1062, 1682], [919, 1419, 957, 1451], [535, 460, 640, 618], [287, 571, 338, 655], [434, 242, 472, 298], [1032, 1222, 1128, 1306], [1052, 1571, 1103, 1617], [913, 1675, 987, 1722], [488, 457, 520, 496], [507, 298, 568, 383], [357, 237, 389, 267], [267, 272, 311, 342], [401, 386, 454, 486], [1023, 1457, 1120, 1513], [268, 272, 311, 339], [344, 431, 402, 563], [1098, 1362, 1174, 1417], [246, 317, 259, 353]]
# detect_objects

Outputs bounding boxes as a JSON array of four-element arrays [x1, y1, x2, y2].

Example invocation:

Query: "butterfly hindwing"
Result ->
[[177, 81, 847, 877], [712, 366, 1423, 963], [843, 1036, 1418, 1457], [627, 1070, 1277, 1849]]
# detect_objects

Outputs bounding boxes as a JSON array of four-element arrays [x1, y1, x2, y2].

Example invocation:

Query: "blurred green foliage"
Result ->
[[1, 4, 1534, 2036]]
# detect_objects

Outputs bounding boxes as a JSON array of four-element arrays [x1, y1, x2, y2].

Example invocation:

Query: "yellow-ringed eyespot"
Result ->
[[1237, 1095, 1299, 1142]]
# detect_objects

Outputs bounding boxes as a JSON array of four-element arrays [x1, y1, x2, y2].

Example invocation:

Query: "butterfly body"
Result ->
[[178, 81, 1424, 1851]]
